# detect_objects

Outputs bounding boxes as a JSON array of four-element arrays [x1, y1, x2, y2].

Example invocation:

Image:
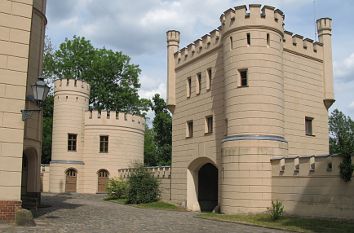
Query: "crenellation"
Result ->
[[283, 32, 323, 59], [85, 110, 145, 130], [54, 79, 91, 96], [175, 30, 222, 66], [272, 155, 354, 177]]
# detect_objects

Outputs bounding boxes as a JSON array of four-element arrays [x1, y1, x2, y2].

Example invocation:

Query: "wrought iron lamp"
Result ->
[[21, 78, 50, 121]]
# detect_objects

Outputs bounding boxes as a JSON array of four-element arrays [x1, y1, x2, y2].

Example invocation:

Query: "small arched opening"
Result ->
[[65, 168, 77, 193], [97, 169, 109, 193]]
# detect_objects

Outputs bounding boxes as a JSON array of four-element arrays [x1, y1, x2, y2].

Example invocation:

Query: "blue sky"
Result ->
[[45, 0, 354, 120]]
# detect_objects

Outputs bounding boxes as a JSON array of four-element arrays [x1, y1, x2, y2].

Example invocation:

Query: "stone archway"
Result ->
[[21, 148, 41, 209], [65, 168, 77, 193], [187, 157, 218, 212], [97, 169, 109, 193]]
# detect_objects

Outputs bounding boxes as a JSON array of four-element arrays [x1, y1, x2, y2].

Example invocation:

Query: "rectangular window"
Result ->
[[205, 115, 213, 134], [305, 117, 314, 136], [247, 33, 251, 46], [186, 121, 193, 138], [196, 73, 202, 95], [68, 134, 77, 151], [99, 135, 109, 153], [239, 69, 248, 87], [206, 68, 212, 91], [230, 36, 233, 50], [186, 77, 191, 98], [225, 118, 228, 136]]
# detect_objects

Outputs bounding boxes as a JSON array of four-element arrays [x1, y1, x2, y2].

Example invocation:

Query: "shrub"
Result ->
[[268, 200, 284, 221], [127, 164, 160, 204], [106, 177, 128, 199]]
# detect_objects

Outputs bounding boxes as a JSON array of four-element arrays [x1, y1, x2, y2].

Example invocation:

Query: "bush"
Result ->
[[106, 177, 128, 199], [268, 200, 284, 221], [339, 157, 354, 182], [127, 164, 160, 204]]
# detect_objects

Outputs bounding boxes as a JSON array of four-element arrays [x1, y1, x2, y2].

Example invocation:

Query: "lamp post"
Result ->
[[21, 78, 50, 121]]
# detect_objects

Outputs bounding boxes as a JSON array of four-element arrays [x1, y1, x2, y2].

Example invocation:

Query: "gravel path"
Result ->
[[0, 193, 288, 233]]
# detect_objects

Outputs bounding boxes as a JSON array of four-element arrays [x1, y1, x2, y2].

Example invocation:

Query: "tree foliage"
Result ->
[[43, 35, 149, 114], [144, 126, 158, 166], [329, 109, 354, 182], [149, 94, 172, 166], [41, 94, 53, 164]]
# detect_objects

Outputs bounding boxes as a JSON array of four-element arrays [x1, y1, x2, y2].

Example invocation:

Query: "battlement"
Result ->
[[84, 110, 145, 131], [175, 28, 222, 67], [173, 4, 325, 67], [54, 79, 90, 97], [220, 5, 284, 34], [271, 154, 354, 177], [283, 30, 323, 60], [118, 166, 171, 179]]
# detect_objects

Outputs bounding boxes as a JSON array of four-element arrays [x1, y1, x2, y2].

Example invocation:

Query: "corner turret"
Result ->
[[317, 18, 335, 109], [166, 30, 180, 113]]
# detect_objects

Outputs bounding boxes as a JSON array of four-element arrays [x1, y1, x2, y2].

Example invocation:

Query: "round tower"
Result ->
[[49, 79, 90, 193], [220, 5, 288, 214]]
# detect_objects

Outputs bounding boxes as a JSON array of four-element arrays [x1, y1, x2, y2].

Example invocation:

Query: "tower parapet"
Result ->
[[220, 5, 284, 35], [54, 79, 91, 97], [84, 111, 145, 131]]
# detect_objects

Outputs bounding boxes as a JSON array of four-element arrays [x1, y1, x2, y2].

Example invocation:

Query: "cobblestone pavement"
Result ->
[[0, 193, 288, 233]]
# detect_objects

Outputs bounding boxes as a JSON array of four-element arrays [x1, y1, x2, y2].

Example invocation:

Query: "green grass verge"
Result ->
[[198, 213, 354, 233], [107, 198, 183, 211]]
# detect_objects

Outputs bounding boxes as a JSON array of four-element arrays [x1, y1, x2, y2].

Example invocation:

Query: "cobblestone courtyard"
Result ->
[[0, 193, 287, 233]]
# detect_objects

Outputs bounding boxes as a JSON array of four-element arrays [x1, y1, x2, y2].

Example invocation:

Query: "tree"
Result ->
[[41, 95, 54, 164], [144, 126, 158, 166], [150, 94, 172, 166], [44, 35, 149, 114], [329, 109, 354, 182]]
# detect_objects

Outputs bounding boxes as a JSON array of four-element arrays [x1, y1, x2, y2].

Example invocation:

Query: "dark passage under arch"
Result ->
[[198, 163, 218, 212]]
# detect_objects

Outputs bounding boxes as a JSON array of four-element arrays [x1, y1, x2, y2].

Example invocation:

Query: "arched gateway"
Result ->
[[187, 157, 219, 212]]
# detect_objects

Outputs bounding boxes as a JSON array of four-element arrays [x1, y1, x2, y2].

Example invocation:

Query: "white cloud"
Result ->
[[349, 101, 354, 109], [334, 53, 354, 82], [45, 0, 354, 120]]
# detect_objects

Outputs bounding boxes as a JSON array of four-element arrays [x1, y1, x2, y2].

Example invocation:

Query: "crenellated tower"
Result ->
[[50, 79, 90, 193], [219, 4, 288, 214]]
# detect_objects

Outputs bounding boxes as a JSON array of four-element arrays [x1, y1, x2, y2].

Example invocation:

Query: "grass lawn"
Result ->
[[107, 198, 184, 211], [198, 213, 354, 233]]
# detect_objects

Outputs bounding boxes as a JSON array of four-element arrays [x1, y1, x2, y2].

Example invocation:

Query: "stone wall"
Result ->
[[271, 155, 354, 219], [118, 166, 171, 201]]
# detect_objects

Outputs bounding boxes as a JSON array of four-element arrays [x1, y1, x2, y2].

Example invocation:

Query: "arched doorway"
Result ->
[[97, 169, 109, 193], [198, 163, 218, 212], [21, 154, 28, 195], [65, 168, 77, 193], [187, 157, 219, 212]]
